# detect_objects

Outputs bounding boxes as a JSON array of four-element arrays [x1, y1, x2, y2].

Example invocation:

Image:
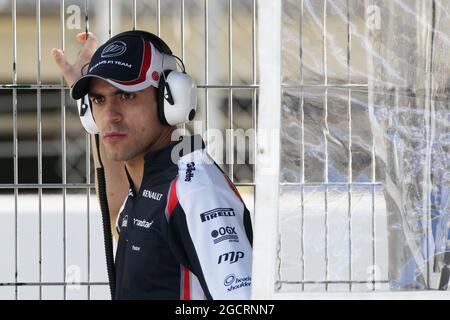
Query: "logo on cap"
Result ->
[[101, 41, 127, 58]]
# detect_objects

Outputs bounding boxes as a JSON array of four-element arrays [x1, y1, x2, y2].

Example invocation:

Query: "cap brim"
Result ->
[[70, 63, 140, 100], [70, 74, 109, 100], [70, 73, 152, 101]]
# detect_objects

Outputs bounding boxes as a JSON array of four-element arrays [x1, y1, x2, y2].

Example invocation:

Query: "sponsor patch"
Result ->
[[200, 208, 236, 223], [223, 274, 251, 292], [218, 251, 244, 264], [211, 226, 239, 244]]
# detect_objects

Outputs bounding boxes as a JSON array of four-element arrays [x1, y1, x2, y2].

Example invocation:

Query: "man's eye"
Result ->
[[91, 96, 104, 104], [121, 92, 134, 100]]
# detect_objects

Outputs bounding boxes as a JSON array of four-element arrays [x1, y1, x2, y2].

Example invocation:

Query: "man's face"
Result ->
[[89, 78, 164, 162]]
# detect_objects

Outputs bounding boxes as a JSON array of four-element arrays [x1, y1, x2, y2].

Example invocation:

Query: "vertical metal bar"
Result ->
[[370, 0, 379, 289], [204, 0, 209, 150], [251, 0, 257, 234], [424, 0, 436, 289], [36, 0, 43, 300], [156, 0, 161, 36], [371, 166, 376, 291], [370, 105, 380, 286], [365, 0, 377, 293], [84, 0, 89, 34], [12, 0, 18, 301], [322, 0, 329, 291], [83, 0, 90, 299], [228, 0, 234, 182], [132, 0, 136, 30], [181, 0, 185, 132], [181, 0, 185, 62], [63, 163, 67, 305], [252, 0, 282, 298], [109, 0, 112, 38], [86, 134, 91, 299], [371, 16, 377, 291], [60, 0, 66, 300], [371, 135, 376, 291], [346, 0, 353, 292], [252, 0, 257, 183], [300, 0, 305, 292]]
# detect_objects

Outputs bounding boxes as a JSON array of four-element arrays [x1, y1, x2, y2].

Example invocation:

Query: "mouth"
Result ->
[[103, 132, 127, 141]]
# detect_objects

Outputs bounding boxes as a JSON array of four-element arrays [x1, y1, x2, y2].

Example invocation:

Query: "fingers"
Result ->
[[50, 32, 98, 87], [51, 48, 69, 71], [51, 47, 80, 86], [76, 31, 92, 42], [76, 32, 97, 61], [77, 32, 98, 48]]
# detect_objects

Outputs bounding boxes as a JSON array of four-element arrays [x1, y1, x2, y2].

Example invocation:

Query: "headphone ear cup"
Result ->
[[77, 95, 99, 134], [158, 70, 197, 126]]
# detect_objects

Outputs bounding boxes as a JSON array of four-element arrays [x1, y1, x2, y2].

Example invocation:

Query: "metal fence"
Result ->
[[278, 0, 386, 293]]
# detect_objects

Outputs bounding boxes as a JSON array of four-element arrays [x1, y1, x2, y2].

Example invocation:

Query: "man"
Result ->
[[51, 30, 253, 300]]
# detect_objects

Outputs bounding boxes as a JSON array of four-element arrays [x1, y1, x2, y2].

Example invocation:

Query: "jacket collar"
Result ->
[[143, 134, 205, 170], [125, 135, 205, 195]]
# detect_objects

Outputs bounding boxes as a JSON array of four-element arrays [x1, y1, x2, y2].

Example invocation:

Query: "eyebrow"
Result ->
[[88, 89, 135, 97], [88, 89, 122, 97]]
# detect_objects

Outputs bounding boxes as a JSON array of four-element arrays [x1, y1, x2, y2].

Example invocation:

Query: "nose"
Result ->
[[102, 100, 122, 124]]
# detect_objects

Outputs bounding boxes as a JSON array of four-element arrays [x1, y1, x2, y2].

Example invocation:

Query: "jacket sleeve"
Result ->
[[164, 161, 253, 300]]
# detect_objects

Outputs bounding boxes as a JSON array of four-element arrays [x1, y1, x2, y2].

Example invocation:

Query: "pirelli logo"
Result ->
[[200, 208, 236, 223]]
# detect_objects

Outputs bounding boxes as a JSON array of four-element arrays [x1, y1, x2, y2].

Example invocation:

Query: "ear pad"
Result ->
[[157, 70, 197, 126], [77, 95, 99, 134]]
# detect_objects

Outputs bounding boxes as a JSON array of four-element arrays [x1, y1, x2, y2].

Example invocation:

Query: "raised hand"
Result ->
[[51, 32, 98, 87]]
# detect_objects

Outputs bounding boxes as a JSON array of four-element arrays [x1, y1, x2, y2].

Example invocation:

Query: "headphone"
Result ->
[[77, 30, 197, 134]]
